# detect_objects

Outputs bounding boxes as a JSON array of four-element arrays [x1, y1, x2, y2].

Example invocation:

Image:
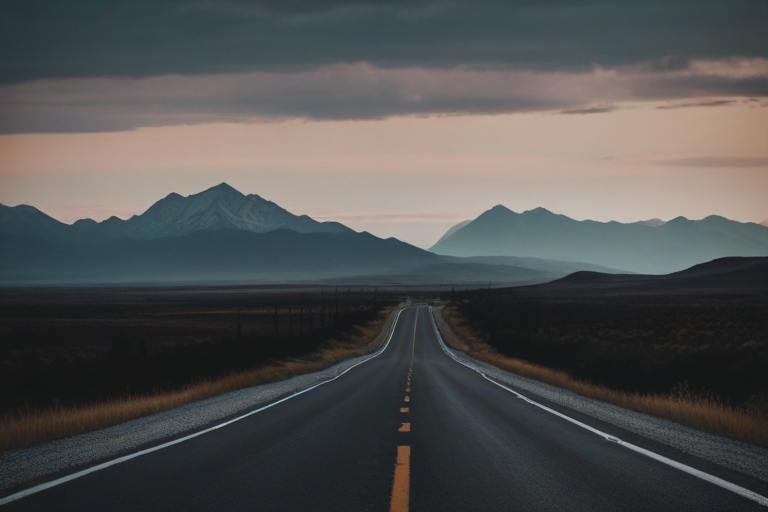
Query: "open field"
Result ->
[[437, 294, 768, 447], [0, 286, 398, 452]]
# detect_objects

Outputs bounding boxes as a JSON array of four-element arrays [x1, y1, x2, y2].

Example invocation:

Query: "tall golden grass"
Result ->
[[0, 305, 400, 454], [435, 305, 768, 448]]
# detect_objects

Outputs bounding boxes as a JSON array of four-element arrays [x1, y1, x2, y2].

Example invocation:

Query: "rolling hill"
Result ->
[[522, 256, 768, 295]]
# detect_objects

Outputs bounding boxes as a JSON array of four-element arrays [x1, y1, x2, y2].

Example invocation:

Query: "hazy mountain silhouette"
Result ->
[[440, 255, 624, 275], [0, 229, 445, 284], [0, 186, 565, 285], [433, 220, 471, 246], [633, 218, 665, 227], [321, 261, 556, 286], [430, 205, 768, 274], [0, 185, 551, 285], [0, 183, 351, 241], [6, 187, 764, 283]]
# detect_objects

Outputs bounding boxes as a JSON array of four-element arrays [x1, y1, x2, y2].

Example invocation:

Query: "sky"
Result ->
[[1, 0, 767, 248]]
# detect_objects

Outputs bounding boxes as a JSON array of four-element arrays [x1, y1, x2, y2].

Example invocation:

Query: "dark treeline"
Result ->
[[0, 287, 395, 414], [443, 287, 768, 412]]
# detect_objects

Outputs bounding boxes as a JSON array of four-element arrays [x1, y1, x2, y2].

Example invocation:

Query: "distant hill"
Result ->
[[668, 256, 768, 278], [430, 205, 768, 274], [534, 256, 768, 295], [440, 255, 624, 275], [0, 183, 351, 241], [326, 261, 556, 286], [0, 229, 444, 284]]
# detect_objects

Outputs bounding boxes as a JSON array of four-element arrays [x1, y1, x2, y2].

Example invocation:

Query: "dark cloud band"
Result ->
[[1, 0, 766, 84], [1, 60, 765, 133]]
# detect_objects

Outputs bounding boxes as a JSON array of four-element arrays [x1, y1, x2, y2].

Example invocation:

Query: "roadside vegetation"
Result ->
[[435, 301, 768, 448], [0, 288, 397, 453]]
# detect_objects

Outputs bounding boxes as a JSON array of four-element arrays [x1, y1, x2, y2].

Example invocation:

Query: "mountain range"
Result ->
[[0, 184, 440, 283], [2, 184, 766, 283], [0, 184, 576, 284], [0, 183, 350, 241], [430, 205, 768, 274]]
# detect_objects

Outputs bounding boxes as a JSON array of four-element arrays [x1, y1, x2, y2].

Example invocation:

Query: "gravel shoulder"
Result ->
[[430, 305, 768, 485], [0, 306, 404, 495]]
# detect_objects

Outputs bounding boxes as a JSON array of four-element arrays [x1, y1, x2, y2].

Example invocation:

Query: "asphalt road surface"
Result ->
[[4, 305, 766, 511]]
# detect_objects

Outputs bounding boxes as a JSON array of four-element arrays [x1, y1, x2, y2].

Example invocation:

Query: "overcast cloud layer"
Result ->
[[2, 59, 767, 133], [1, 0, 767, 132], [3, 0, 767, 83]]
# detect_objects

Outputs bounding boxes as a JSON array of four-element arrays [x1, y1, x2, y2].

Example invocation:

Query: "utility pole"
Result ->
[[334, 287, 339, 325], [274, 305, 278, 338], [320, 288, 326, 327]]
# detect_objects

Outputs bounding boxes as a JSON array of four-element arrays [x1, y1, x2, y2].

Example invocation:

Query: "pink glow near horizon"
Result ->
[[1, 103, 767, 248]]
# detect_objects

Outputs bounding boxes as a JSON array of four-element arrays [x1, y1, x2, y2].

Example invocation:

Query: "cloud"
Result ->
[[1, 1, 767, 84], [313, 213, 465, 223], [560, 106, 614, 115], [656, 99, 737, 109], [654, 156, 768, 168], [1, 58, 767, 133]]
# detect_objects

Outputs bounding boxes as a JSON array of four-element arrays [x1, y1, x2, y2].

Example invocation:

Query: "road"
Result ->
[[4, 305, 766, 511]]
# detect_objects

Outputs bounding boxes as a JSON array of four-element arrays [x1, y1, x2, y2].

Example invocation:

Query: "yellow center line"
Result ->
[[389, 446, 411, 512], [389, 312, 417, 512]]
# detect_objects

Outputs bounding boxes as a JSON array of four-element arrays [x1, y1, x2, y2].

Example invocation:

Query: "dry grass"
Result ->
[[0, 305, 400, 454], [435, 305, 768, 448]]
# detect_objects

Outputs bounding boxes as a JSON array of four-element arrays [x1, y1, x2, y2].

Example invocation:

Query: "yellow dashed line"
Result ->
[[389, 312, 419, 512], [389, 446, 411, 512]]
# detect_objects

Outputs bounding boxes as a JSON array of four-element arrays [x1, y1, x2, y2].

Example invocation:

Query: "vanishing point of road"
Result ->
[[4, 305, 767, 511]]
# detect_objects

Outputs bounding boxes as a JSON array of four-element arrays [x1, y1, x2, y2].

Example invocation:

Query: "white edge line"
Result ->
[[0, 307, 409, 506], [427, 306, 768, 508]]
